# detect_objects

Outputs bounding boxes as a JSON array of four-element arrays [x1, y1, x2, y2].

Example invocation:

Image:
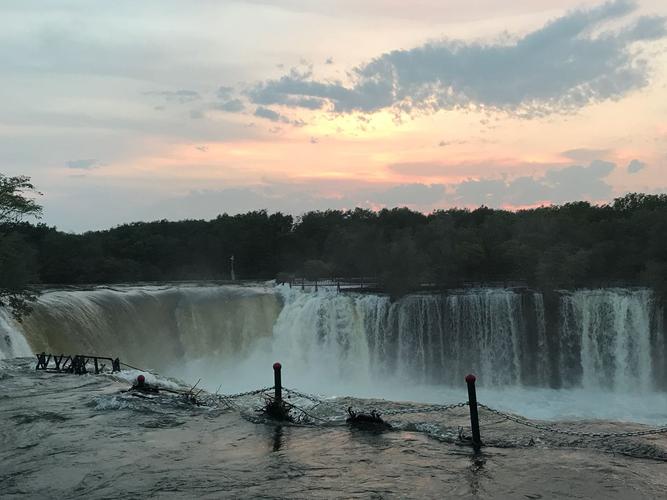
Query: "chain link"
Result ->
[[219, 386, 274, 399], [282, 387, 328, 404], [477, 403, 667, 438], [381, 402, 469, 416]]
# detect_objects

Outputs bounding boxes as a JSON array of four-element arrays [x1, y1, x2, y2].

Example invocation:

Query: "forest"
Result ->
[[1, 191, 667, 300]]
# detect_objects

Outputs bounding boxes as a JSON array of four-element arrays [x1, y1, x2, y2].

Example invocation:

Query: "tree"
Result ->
[[0, 174, 42, 319], [0, 175, 42, 223]]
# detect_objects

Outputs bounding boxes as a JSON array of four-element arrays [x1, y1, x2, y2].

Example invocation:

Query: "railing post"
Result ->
[[273, 362, 282, 405], [465, 374, 482, 452]]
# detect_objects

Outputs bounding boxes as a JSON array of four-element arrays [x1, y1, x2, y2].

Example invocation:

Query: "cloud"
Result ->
[[66, 158, 100, 169], [143, 181, 448, 222], [627, 158, 647, 173], [453, 160, 616, 206], [254, 106, 288, 122], [144, 89, 201, 103], [371, 183, 446, 205], [190, 109, 204, 119], [217, 86, 234, 100], [438, 139, 469, 147], [139, 161, 616, 224], [219, 99, 246, 113], [248, 1, 665, 117], [217, 99, 245, 113], [561, 148, 612, 161], [254, 106, 305, 126]]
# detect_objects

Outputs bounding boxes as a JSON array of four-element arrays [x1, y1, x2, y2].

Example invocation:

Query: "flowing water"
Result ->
[[1, 284, 667, 498]]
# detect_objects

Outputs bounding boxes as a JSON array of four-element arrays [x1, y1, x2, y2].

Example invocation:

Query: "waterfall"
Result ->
[[270, 288, 374, 386], [1, 285, 281, 373], [0, 309, 32, 359], [273, 288, 527, 387], [1, 284, 664, 393], [560, 289, 655, 392]]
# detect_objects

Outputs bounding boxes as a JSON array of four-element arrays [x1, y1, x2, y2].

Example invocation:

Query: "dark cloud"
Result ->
[[254, 106, 305, 126], [254, 106, 289, 122], [453, 160, 616, 205], [66, 158, 100, 169], [144, 89, 201, 103], [627, 158, 647, 173], [248, 1, 665, 116]]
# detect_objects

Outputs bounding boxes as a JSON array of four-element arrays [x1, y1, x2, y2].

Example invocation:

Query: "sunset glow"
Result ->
[[1, 0, 666, 230]]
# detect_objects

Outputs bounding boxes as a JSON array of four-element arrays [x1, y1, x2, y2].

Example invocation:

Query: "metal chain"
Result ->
[[477, 403, 667, 438], [219, 386, 274, 399], [282, 387, 330, 404], [381, 402, 469, 416]]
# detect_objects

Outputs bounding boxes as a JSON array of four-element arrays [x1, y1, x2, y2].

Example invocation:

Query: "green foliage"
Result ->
[[379, 229, 425, 299], [4, 191, 667, 301], [0, 175, 42, 224], [299, 260, 332, 281], [0, 174, 42, 318]]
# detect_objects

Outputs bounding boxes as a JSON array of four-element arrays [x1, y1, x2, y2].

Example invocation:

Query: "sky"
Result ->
[[1, 0, 666, 232]]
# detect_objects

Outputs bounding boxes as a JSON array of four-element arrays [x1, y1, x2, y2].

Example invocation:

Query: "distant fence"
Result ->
[[282, 278, 533, 294], [284, 278, 379, 292]]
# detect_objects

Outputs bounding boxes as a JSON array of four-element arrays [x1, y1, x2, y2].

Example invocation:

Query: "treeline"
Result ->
[[3, 193, 667, 298]]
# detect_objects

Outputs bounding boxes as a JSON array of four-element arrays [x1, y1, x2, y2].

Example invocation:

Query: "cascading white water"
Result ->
[[560, 289, 655, 392], [1, 285, 281, 373], [270, 287, 374, 387], [1, 284, 664, 398], [269, 288, 526, 388], [0, 309, 32, 359], [533, 292, 549, 387]]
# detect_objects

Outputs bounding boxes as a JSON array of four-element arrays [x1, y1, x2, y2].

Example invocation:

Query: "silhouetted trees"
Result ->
[[4, 193, 667, 300], [0, 174, 42, 317]]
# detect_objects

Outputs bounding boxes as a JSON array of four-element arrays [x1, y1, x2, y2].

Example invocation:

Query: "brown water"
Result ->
[[1, 359, 667, 499]]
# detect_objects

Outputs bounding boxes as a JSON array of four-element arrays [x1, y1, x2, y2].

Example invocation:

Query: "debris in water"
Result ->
[[346, 407, 391, 430]]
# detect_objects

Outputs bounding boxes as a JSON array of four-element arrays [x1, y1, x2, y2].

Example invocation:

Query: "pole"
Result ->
[[273, 362, 282, 405], [465, 374, 482, 452]]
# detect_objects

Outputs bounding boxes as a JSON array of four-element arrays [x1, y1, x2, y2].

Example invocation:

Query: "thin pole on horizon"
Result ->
[[230, 255, 235, 281]]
